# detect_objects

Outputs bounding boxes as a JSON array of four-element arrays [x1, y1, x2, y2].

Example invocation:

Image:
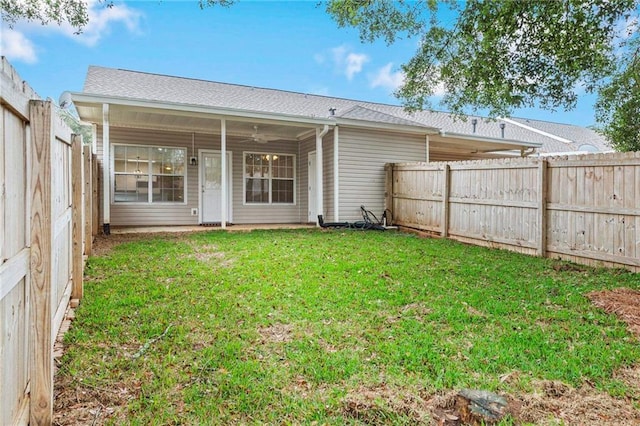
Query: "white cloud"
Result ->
[[344, 52, 369, 80], [369, 63, 404, 92], [324, 44, 370, 80], [0, 28, 37, 63], [370, 62, 448, 97], [70, 0, 143, 47], [0, 1, 142, 63]]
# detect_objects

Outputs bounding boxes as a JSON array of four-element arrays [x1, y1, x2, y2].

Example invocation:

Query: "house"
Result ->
[[70, 66, 610, 232]]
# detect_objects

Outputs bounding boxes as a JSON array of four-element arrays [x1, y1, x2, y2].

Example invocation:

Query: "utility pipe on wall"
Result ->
[[315, 124, 329, 226]]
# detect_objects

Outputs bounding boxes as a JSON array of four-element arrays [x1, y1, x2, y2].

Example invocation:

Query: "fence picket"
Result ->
[[388, 154, 640, 272]]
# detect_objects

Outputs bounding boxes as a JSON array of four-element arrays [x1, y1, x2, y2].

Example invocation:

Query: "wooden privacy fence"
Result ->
[[1, 57, 95, 425], [386, 152, 640, 272]]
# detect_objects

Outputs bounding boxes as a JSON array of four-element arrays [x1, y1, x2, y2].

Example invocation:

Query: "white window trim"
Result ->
[[111, 143, 188, 205], [242, 151, 296, 206]]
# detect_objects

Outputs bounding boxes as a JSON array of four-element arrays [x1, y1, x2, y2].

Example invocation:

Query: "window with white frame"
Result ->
[[113, 145, 186, 203], [244, 153, 295, 204]]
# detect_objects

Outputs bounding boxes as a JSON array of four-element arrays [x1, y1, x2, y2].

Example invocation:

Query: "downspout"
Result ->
[[221, 118, 227, 229], [102, 103, 110, 235], [315, 124, 329, 226], [333, 125, 339, 221]]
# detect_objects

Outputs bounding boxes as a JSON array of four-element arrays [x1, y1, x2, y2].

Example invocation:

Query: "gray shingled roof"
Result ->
[[507, 117, 611, 152], [82, 66, 607, 153]]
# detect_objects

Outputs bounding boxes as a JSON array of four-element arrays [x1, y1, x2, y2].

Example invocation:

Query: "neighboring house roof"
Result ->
[[504, 117, 611, 153], [79, 66, 607, 154]]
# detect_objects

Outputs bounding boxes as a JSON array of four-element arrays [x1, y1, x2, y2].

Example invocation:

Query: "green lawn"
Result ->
[[57, 229, 640, 424]]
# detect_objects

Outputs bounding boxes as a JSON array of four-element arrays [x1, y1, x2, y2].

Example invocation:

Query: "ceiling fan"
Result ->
[[240, 125, 281, 144]]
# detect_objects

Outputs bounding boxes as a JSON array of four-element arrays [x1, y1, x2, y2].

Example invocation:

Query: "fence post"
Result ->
[[83, 145, 92, 256], [29, 100, 53, 425], [72, 134, 83, 300], [384, 163, 393, 224], [537, 159, 548, 257], [442, 164, 451, 237]]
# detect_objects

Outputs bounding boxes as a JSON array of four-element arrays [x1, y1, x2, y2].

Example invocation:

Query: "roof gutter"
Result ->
[[69, 92, 336, 127]]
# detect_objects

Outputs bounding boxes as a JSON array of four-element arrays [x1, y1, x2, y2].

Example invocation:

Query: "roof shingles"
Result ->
[[82, 66, 610, 153]]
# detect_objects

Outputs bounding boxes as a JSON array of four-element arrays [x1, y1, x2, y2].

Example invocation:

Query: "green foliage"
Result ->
[[58, 106, 93, 145], [59, 230, 640, 423], [327, 0, 640, 148], [1, 0, 96, 30], [596, 43, 640, 151], [0, 0, 233, 31]]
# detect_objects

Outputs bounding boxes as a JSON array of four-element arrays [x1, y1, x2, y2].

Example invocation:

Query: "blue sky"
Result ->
[[1, 0, 601, 127]]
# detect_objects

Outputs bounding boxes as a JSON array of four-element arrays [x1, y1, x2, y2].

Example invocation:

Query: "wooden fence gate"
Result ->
[[1, 57, 90, 425]]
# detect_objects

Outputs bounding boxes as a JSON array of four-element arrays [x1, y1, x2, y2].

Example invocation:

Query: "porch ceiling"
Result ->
[[74, 102, 321, 141]]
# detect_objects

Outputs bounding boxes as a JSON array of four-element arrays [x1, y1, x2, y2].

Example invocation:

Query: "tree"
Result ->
[[595, 41, 640, 151], [327, 0, 640, 151], [0, 0, 233, 32]]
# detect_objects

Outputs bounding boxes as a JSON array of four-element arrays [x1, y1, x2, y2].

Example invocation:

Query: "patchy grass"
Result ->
[[55, 229, 640, 425]]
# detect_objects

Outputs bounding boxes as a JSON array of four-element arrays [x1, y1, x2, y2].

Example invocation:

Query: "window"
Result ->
[[113, 145, 186, 203], [244, 152, 295, 204]]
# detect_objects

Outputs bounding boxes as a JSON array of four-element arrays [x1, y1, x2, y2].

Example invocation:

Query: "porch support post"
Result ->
[[333, 125, 340, 221], [221, 118, 227, 229], [425, 134, 430, 163], [102, 104, 110, 235], [315, 125, 329, 226]]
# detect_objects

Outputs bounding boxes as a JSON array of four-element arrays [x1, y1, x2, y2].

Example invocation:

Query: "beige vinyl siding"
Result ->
[[338, 127, 427, 222], [299, 136, 313, 222], [96, 126, 308, 226]]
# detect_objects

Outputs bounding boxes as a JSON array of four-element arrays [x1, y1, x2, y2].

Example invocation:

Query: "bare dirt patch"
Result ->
[[517, 379, 640, 426], [587, 287, 640, 337], [341, 381, 640, 426], [53, 375, 136, 425], [91, 232, 188, 257], [257, 323, 294, 343], [188, 242, 234, 266]]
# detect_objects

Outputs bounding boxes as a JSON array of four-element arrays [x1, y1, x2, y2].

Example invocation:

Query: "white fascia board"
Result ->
[[69, 92, 336, 127], [439, 131, 542, 148], [335, 117, 439, 135]]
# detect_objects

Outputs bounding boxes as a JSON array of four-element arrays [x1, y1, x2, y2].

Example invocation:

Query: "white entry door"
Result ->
[[308, 151, 317, 222], [200, 151, 232, 224]]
